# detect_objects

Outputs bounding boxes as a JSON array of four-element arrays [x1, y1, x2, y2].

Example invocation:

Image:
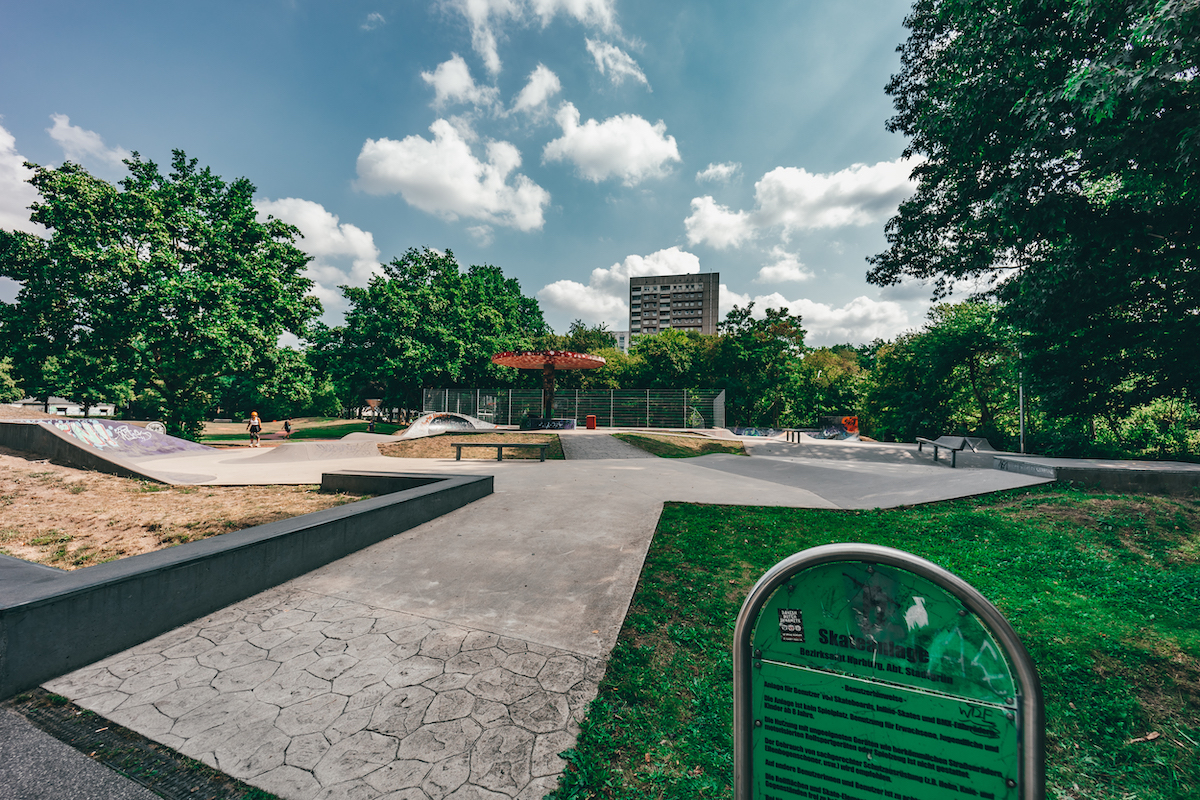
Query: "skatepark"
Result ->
[[2, 418, 1198, 799]]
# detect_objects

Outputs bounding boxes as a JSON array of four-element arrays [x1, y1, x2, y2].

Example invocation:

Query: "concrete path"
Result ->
[[557, 430, 655, 460], [38, 435, 1049, 800], [0, 708, 160, 800]]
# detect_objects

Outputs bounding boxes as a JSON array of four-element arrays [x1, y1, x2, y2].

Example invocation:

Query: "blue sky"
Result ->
[[0, 0, 934, 345]]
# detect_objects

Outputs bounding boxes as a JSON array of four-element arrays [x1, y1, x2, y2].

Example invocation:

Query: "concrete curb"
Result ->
[[0, 472, 492, 700]]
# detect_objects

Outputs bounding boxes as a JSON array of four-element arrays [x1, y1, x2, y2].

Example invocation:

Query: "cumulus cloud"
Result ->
[[719, 288, 910, 345], [537, 246, 700, 328], [254, 197, 381, 317], [361, 12, 386, 30], [0, 124, 46, 236], [684, 196, 753, 249], [686, 157, 921, 249], [422, 54, 499, 108], [585, 38, 649, 88], [696, 161, 741, 184], [543, 102, 680, 185], [47, 114, 130, 170], [755, 246, 813, 283], [356, 119, 549, 232], [510, 63, 561, 116], [444, 0, 616, 75]]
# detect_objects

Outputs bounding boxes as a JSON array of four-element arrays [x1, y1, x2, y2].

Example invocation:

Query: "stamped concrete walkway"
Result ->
[[40, 434, 1049, 800]]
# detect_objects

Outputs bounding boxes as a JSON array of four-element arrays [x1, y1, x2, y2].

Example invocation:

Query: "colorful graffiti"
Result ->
[[38, 419, 213, 456]]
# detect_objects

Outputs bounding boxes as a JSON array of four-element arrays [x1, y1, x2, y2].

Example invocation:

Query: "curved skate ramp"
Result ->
[[0, 419, 217, 483]]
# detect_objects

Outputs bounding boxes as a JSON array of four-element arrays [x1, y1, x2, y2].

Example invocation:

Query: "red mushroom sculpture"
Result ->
[[491, 350, 606, 423]]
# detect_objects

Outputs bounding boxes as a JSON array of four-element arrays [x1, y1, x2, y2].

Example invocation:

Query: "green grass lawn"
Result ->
[[200, 421, 402, 442], [550, 486, 1200, 800]]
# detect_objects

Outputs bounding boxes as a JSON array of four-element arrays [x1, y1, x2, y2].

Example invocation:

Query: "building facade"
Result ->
[[629, 272, 719, 337]]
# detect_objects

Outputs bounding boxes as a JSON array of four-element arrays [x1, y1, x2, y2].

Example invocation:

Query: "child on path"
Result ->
[[283, 419, 292, 439], [247, 411, 262, 447]]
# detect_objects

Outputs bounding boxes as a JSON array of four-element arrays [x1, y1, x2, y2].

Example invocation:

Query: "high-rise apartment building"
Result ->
[[628, 272, 719, 337]]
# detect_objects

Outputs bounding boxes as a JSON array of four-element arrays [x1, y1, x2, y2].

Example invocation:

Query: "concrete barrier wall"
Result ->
[[0, 472, 492, 699]]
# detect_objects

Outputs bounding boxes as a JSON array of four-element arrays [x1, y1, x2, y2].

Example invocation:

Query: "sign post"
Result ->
[[734, 544, 1043, 800]]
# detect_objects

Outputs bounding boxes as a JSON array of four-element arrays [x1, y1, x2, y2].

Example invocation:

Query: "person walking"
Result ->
[[247, 411, 263, 447], [283, 418, 292, 439]]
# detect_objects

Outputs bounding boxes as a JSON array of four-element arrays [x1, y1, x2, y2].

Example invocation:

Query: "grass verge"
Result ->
[[612, 432, 747, 458], [550, 486, 1200, 800]]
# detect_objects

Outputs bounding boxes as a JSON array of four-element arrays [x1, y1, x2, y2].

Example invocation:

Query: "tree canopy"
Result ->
[[311, 247, 548, 411], [0, 152, 320, 437], [868, 0, 1199, 424]]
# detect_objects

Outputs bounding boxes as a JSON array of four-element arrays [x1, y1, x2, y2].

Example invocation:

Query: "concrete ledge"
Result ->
[[0, 472, 492, 700], [994, 455, 1200, 494]]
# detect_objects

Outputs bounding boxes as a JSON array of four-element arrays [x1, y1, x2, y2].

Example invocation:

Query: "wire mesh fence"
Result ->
[[423, 388, 726, 429]]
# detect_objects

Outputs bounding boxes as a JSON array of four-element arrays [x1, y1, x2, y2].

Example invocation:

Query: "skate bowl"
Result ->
[[0, 419, 217, 483]]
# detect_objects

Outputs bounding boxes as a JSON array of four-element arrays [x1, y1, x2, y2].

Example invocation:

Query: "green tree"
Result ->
[[862, 303, 1015, 443], [314, 248, 547, 412], [715, 304, 808, 427], [0, 153, 320, 438], [868, 0, 1199, 426], [0, 358, 23, 404]]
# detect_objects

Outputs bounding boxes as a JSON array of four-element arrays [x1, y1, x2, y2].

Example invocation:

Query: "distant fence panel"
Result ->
[[423, 389, 727, 429]]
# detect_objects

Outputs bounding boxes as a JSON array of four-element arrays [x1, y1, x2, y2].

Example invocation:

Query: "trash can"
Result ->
[[586, 414, 597, 430]]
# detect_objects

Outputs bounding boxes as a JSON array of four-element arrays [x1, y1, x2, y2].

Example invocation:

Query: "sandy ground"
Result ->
[[0, 447, 364, 570]]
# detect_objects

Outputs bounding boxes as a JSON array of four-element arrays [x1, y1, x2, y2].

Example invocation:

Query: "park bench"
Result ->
[[916, 435, 995, 468], [453, 441, 550, 462]]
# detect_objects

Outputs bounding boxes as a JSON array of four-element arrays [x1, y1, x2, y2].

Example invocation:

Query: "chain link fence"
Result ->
[[423, 388, 726, 429]]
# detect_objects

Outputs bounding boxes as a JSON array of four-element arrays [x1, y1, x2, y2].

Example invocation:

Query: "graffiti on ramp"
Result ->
[[39, 419, 214, 457]]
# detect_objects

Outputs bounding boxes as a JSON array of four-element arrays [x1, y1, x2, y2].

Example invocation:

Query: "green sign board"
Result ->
[[734, 545, 1043, 800]]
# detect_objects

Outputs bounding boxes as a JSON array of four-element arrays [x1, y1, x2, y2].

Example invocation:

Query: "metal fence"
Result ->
[[423, 388, 726, 429]]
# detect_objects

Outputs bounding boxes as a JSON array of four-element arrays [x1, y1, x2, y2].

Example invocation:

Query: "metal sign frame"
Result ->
[[733, 543, 1044, 800]]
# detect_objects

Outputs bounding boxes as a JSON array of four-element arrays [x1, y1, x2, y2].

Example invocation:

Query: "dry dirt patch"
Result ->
[[379, 431, 564, 459], [0, 447, 364, 570]]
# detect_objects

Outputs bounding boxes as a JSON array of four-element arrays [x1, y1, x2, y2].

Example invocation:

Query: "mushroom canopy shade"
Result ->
[[491, 350, 606, 419], [490, 351, 606, 370]]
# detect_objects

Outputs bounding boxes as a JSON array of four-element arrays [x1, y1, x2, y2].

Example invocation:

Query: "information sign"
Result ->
[[734, 544, 1043, 800]]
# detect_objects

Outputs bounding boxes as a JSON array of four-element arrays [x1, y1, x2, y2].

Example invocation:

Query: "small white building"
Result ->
[[12, 396, 117, 416]]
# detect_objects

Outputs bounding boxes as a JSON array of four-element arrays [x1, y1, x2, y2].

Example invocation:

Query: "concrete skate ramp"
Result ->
[[229, 440, 382, 463], [0, 419, 217, 483], [397, 412, 496, 440]]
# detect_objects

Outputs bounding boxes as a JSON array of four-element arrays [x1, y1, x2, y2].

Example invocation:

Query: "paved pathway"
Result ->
[[557, 430, 655, 460], [39, 435, 1051, 800]]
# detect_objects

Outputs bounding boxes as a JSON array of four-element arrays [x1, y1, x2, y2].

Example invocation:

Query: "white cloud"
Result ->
[[443, 0, 616, 75], [755, 246, 813, 283], [0, 124, 46, 236], [686, 157, 921, 249], [254, 197, 381, 318], [584, 38, 649, 88], [543, 102, 679, 185], [537, 246, 700, 328], [422, 54, 499, 109], [510, 64, 561, 117], [530, 0, 616, 29], [355, 119, 549, 232], [684, 196, 753, 249], [361, 12, 386, 30], [720, 289, 910, 345], [696, 161, 741, 183], [46, 114, 130, 170]]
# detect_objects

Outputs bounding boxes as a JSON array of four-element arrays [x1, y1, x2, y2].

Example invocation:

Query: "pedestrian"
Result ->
[[247, 411, 262, 447], [283, 418, 292, 439]]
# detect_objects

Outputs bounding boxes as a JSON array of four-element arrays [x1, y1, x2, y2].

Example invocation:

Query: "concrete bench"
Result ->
[[916, 436, 994, 468], [453, 442, 550, 462]]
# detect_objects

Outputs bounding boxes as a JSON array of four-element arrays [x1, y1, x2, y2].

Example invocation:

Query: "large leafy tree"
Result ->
[[868, 0, 1199, 423], [0, 152, 320, 438], [715, 304, 808, 427], [312, 247, 547, 412]]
